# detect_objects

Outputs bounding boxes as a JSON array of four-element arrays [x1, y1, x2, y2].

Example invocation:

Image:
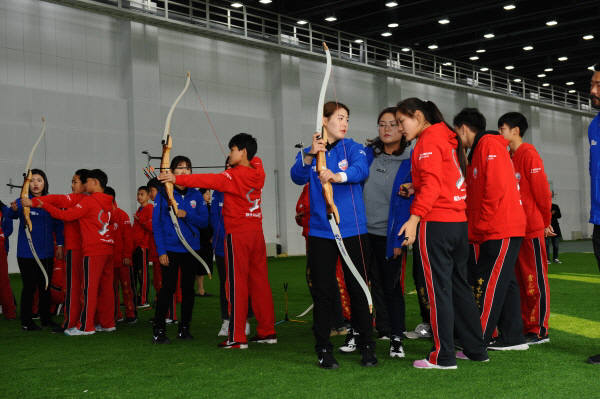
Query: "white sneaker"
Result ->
[[245, 321, 250, 336], [390, 337, 405, 358], [218, 319, 230, 337], [64, 327, 95, 336], [95, 325, 116, 332], [339, 329, 358, 353], [404, 323, 432, 339]]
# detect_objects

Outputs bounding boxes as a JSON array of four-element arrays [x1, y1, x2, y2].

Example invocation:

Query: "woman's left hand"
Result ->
[[398, 215, 421, 247]]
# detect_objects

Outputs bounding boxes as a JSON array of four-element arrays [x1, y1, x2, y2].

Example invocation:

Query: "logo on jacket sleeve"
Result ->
[[418, 152, 432, 160], [190, 200, 197, 208], [337, 159, 348, 171], [515, 172, 521, 181], [592, 139, 597, 146]]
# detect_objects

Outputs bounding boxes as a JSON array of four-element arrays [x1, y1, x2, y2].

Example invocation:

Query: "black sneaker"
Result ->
[[488, 339, 529, 351], [22, 321, 41, 331], [360, 344, 378, 367], [390, 336, 405, 358], [339, 328, 357, 353], [125, 317, 138, 324], [588, 354, 600, 364], [525, 333, 550, 345], [249, 334, 277, 344], [177, 326, 194, 340], [318, 350, 339, 369], [152, 328, 170, 344]]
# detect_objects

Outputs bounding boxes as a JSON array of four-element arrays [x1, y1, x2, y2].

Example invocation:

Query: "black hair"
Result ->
[[367, 106, 409, 157], [137, 185, 149, 193], [104, 186, 115, 199], [396, 98, 467, 175], [170, 155, 192, 172], [75, 169, 89, 183], [87, 169, 108, 189], [498, 112, 528, 137], [453, 108, 486, 134], [594, 62, 600, 72], [147, 178, 160, 190], [30, 168, 49, 196], [228, 133, 257, 160], [323, 101, 350, 118]]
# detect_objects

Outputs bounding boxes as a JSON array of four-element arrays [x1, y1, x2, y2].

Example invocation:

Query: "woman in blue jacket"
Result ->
[[290, 101, 375, 369], [152, 156, 209, 344], [361, 107, 412, 358], [8, 169, 64, 331]]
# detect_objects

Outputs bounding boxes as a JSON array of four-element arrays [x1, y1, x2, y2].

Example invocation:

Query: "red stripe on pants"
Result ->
[[64, 249, 83, 328], [78, 255, 114, 332], [418, 222, 441, 365], [114, 266, 136, 319], [480, 238, 509, 334]]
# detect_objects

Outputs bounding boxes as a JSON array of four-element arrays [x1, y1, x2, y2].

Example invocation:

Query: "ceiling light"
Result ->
[[324, 15, 337, 22], [354, 39, 363, 44], [503, 4, 516, 10], [514, 78, 522, 83], [505, 65, 515, 70], [428, 44, 438, 50], [537, 73, 546, 78], [568, 89, 576, 93], [542, 83, 550, 87], [546, 20, 557, 26], [566, 81, 574, 85], [558, 56, 568, 61], [583, 34, 594, 40], [385, 1, 398, 7], [480, 67, 489, 71], [258, 0, 272, 3], [476, 49, 486, 53], [381, 32, 392, 37], [296, 19, 308, 25], [544, 67, 553, 72], [469, 56, 479, 61], [231, 2, 243, 8], [484, 33, 495, 39], [523, 45, 534, 51], [401, 47, 411, 52], [438, 18, 450, 25], [443, 62, 453, 66], [388, 22, 399, 28]]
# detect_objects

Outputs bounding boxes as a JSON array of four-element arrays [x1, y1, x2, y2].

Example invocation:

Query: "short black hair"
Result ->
[[453, 108, 486, 134], [229, 133, 257, 160], [147, 178, 160, 190], [75, 169, 89, 183], [137, 185, 149, 193], [170, 155, 192, 172], [87, 169, 108, 189], [104, 186, 115, 199], [594, 62, 600, 72], [498, 112, 528, 137]]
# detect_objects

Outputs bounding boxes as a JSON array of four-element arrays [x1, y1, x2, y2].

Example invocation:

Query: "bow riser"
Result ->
[[20, 169, 33, 232], [315, 127, 340, 224]]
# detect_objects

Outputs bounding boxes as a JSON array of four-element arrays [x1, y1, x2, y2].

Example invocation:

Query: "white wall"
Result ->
[[0, 0, 594, 272]]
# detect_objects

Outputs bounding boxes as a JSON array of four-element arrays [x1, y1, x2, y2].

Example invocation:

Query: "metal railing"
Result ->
[[70, 0, 593, 114]]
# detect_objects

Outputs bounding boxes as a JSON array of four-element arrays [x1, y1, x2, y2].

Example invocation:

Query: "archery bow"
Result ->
[[161, 72, 212, 278], [21, 117, 49, 289], [315, 43, 372, 313]]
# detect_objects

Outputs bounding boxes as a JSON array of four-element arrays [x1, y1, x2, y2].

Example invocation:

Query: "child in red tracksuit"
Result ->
[[454, 108, 528, 350], [104, 187, 136, 323], [159, 133, 276, 348], [34, 169, 115, 335], [132, 186, 153, 308], [499, 112, 552, 344], [26, 169, 88, 331], [397, 98, 488, 369], [0, 201, 16, 320]]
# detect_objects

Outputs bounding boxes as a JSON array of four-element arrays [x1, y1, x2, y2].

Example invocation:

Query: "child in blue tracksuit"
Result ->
[[7, 169, 64, 330], [362, 106, 413, 358], [151, 156, 209, 343], [290, 101, 375, 369]]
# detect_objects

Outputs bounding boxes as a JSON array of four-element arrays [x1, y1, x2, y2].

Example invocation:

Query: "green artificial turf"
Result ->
[[1, 253, 599, 398]]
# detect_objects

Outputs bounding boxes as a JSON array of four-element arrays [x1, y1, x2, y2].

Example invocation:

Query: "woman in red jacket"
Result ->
[[397, 98, 488, 369]]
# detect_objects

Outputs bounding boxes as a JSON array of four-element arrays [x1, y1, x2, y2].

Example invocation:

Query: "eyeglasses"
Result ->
[[378, 122, 398, 128]]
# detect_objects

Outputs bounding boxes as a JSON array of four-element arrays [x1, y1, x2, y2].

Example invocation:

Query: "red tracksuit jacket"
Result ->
[[295, 184, 310, 238], [132, 204, 153, 249], [111, 206, 133, 267], [511, 143, 552, 238], [466, 133, 526, 243], [410, 123, 467, 222], [175, 157, 265, 234], [41, 192, 114, 256], [36, 194, 85, 251]]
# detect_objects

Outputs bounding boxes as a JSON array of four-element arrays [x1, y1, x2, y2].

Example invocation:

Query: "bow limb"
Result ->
[[160, 72, 212, 278], [21, 117, 49, 289], [315, 43, 372, 313]]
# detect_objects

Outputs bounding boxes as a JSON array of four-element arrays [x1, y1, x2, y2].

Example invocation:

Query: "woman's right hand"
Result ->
[[310, 132, 327, 155], [159, 254, 169, 266], [399, 183, 415, 197]]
